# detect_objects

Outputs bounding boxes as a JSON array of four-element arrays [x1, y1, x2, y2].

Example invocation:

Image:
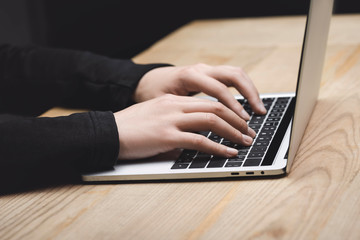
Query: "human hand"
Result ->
[[114, 94, 256, 160], [133, 63, 267, 120]]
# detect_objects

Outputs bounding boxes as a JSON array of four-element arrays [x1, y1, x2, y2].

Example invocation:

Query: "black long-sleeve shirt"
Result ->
[[0, 44, 169, 190]]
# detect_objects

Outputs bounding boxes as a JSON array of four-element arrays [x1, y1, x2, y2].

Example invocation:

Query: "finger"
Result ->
[[178, 132, 239, 158], [177, 112, 254, 146], [180, 100, 256, 138], [209, 66, 267, 115], [186, 72, 251, 120]]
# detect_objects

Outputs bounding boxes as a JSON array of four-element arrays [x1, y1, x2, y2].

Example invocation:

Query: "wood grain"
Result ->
[[1, 15, 360, 240]]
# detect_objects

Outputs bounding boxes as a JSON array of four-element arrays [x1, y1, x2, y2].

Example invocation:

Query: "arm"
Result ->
[[0, 44, 169, 165], [0, 111, 119, 192], [0, 111, 118, 170], [0, 44, 170, 116], [0, 45, 169, 186]]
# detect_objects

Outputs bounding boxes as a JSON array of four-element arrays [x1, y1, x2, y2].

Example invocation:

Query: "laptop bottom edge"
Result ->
[[82, 167, 287, 182]]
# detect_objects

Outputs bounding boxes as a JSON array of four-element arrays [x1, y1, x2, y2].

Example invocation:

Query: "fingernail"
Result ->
[[241, 109, 250, 120], [243, 135, 253, 145], [227, 147, 238, 156], [248, 127, 256, 138]]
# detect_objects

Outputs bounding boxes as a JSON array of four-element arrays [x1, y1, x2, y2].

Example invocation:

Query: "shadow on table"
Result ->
[[0, 163, 82, 195]]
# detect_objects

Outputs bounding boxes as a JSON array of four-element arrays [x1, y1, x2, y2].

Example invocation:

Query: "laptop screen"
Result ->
[[287, 0, 334, 173]]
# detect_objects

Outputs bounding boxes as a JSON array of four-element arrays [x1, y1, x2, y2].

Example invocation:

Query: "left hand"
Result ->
[[114, 94, 255, 160], [133, 63, 266, 120]]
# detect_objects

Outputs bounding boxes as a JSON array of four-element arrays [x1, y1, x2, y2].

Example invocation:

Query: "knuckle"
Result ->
[[234, 66, 244, 73], [156, 94, 179, 108], [207, 142, 226, 156], [210, 101, 225, 113], [177, 63, 210, 80], [178, 66, 195, 81], [226, 70, 243, 83], [205, 113, 218, 127], [163, 93, 176, 99], [192, 134, 206, 146], [217, 85, 230, 97], [215, 143, 226, 153], [167, 131, 180, 147], [231, 128, 241, 139], [195, 62, 208, 68], [232, 71, 243, 81], [240, 120, 249, 132], [160, 93, 176, 102], [226, 127, 242, 144]]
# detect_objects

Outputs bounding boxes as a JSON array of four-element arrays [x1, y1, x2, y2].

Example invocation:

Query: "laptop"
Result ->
[[82, 0, 334, 182]]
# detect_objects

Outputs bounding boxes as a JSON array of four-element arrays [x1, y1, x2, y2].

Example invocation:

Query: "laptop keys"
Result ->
[[171, 96, 292, 170], [243, 158, 262, 166], [189, 155, 210, 168], [225, 161, 243, 167], [207, 157, 227, 168], [171, 163, 190, 169]]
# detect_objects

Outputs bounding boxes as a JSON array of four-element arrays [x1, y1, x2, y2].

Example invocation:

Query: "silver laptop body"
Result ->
[[82, 0, 334, 182]]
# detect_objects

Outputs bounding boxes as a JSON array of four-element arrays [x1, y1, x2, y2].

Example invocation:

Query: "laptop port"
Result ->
[[231, 172, 239, 175], [246, 172, 254, 175]]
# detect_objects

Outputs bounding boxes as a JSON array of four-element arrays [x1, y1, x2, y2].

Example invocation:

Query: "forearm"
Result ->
[[0, 44, 170, 116], [0, 111, 119, 171]]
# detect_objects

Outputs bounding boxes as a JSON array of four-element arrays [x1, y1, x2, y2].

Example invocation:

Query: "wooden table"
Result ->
[[1, 15, 360, 240]]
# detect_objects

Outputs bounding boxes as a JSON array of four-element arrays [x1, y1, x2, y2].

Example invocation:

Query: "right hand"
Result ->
[[133, 63, 267, 120], [114, 94, 256, 160]]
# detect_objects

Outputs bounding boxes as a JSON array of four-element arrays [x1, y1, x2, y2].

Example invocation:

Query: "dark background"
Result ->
[[1, 0, 360, 59], [0, 0, 359, 193]]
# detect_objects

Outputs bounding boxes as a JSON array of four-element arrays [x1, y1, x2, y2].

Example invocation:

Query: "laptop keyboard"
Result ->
[[171, 97, 293, 170]]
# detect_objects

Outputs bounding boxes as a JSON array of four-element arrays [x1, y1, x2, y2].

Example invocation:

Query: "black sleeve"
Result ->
[[0, 44, 171, 116], [0, 111, 119, 170], [0, 111, 120, 192], [0, 44, 172, 190]]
